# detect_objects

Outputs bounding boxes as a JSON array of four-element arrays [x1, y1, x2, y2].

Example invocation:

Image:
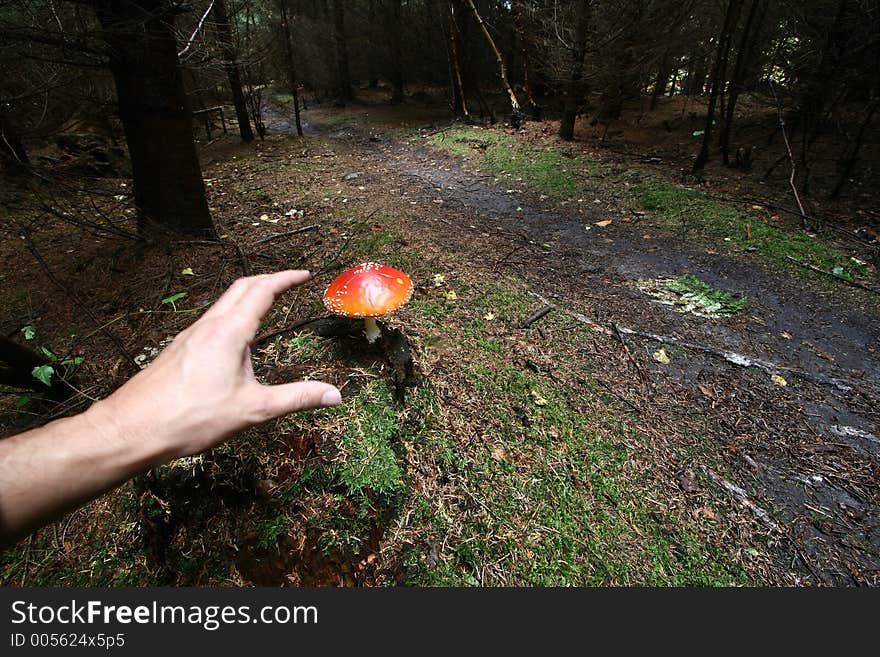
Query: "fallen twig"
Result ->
[[253, 224, 320, 245], [610, 321, 649, 385], [254, 315, 350, 345], [528, 292, 607, 332], [615, 324, 853, 392], [784, 256, 879, 295], [702, 466, 780, 531], [518, 304, 554, 329], [177, 238, 251, 276], [23, 230, 141, 375], [528, 291, 854, 392]]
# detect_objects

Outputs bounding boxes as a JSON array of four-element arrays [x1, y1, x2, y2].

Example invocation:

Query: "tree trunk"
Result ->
[[693, 0, 743, 175], [685, 52, 707, 96], [367, 0, 379, 89], [720, 0, 765, 164], [93, 0, 215, 237], [332, 0, 352, 103], [831, 95, 878, 199], [388, 0, 405, 104], [650, 55, 672, 110], [214, 0, 254, 143], [558, 0, 590, 141], [513, 1, 540, 119], [464, 0, 521, 117], [447, 1, 468, 117], [279, 0, 303, 136]]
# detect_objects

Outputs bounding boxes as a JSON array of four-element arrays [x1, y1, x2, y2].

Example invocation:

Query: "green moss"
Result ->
[[666, 275, 747, 315], [254, 516, 290, 549], [638, 181, 868, 280], [428, 126, 602, 196], [333, 380, 403, 502], [405, 362, 751, 586]]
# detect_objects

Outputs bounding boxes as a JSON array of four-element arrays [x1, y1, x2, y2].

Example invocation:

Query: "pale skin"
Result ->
[[0, 270, 341, 547]]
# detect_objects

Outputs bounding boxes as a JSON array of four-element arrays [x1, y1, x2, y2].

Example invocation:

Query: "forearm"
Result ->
[[0, 400, 176, 546], [0, 271, 341, 547]]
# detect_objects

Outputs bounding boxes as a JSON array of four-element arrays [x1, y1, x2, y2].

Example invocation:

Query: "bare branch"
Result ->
[[178, 0, 216, 59]]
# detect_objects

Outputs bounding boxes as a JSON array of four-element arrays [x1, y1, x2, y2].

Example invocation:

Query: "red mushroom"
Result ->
[[323, 262, 413, 343]]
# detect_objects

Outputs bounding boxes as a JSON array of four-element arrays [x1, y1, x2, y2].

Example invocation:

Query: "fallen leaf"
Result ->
[[653, 348, 671, 364], [697, 383, 715, 398], [677, 469, 700, 493], [771, 374, 787, 387], [444, 290, 457, 300], [695, 506, 716, 520], [491, 446, 508, 461], [483, 312, 495, 321], [530, 390, 548, 406], [371, 223, 383, 231], [181, 267, 194, 276], [595, 219, 612, 227]]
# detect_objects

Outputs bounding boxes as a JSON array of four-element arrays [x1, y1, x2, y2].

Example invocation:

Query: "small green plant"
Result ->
[[666, 275, 747, 315], [334, 381, 402, 502], [255, 516, 290, 549], [284, 334, 325, 360], [20, 325, 84, 388], [161, 292, 187, 311]]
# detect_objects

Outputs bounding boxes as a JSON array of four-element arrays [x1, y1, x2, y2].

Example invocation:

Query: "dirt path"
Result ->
[[382, 139, 880, 585], [264, 107, 880, 585]]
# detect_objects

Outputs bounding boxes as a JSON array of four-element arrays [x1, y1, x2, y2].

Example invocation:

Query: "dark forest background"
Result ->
[[2, 0, 879, 237]]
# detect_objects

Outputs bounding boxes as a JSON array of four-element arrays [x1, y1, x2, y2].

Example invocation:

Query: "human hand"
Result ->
[[92, 270, 341, 462]]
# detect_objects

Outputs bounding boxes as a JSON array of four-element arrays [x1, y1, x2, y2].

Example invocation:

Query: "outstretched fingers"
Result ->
[[248, 380, 342, 423], [205, 271, 312, 327]]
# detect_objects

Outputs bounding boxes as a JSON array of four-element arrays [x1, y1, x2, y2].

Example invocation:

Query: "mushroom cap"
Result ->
[[323, 262, 413, 318]]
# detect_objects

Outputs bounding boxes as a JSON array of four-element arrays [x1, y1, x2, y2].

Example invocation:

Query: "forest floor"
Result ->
[[2, 93, 879, 586]]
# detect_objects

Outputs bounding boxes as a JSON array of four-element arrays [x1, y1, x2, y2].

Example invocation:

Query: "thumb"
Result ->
[[250, 381, 342, 420]]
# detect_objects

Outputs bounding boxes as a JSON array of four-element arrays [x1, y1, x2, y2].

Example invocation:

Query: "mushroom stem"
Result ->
[[364, 317, 381, 343]]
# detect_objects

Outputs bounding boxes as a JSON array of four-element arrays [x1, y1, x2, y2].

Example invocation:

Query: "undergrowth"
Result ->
[[666, 275, 747, 315], [638, 181, 870, 281], [427, 126, 601, 196]]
